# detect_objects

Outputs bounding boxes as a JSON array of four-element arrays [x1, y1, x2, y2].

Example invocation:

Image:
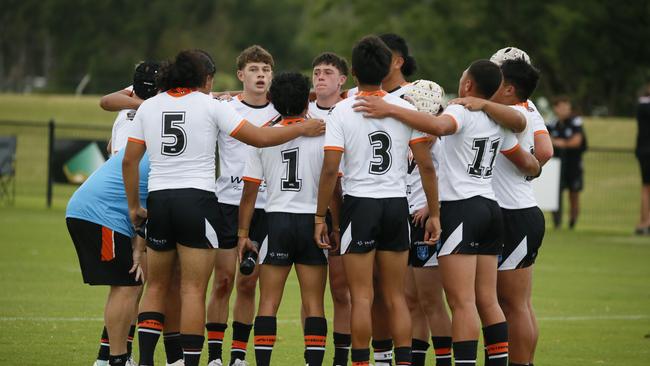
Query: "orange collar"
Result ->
[[278, 117, 304, 126], [357, 90, 387, 97], [515, 101, 529, 108], [167, 87, 195, 97]]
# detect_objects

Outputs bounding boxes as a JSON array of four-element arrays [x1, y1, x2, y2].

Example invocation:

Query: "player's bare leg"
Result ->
[[497, 267, 533, 365], [638, 185, 650, 229], [206, 248, 237, 364], [528, 273, 539, 365], [342, 251, 376, 348], [413, 266, 452, 364], [372, 268, 394, 365], [405, 268, 430, 365], [163, 264, 183, 365], [137, 249, 177, 366], [328, 254, 352, 365], [476, 255, 508, 366], [297, 264, 329, 366], [376, 250, 412, 362], [105, 285, 141, 357], [253, 264, 291, 366], [177, 244, 218, 366]]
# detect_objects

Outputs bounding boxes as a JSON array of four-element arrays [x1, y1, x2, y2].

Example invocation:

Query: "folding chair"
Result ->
[[0, 136, 17, 205]]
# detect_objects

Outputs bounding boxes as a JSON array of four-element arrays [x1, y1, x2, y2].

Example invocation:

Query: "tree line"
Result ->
[[1, 0, 649, 115]]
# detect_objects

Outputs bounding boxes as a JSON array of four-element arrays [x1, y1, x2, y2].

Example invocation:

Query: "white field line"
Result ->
[[0, 314, 648, 323]]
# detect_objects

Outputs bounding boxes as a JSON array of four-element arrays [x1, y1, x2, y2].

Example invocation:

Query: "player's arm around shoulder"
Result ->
[[501, 130, 541, 177], [531, 113, 553, 165], [450, 96, 526, 132], [100, 88, 143, 111]]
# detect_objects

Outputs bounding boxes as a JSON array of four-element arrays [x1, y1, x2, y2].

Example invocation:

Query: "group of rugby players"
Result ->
[[66, 33, 552, 366]]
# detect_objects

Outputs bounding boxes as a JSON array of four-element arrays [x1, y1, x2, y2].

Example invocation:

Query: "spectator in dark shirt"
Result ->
[[548, 96, 586, 229], [635, 84, 650, 235]]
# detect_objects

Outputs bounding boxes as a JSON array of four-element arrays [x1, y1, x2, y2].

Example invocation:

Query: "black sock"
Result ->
[[483, 322, 509, 366], [206, 322, 227, 362], [453, 340, 478, 365], [332, 332, 351, 366], [509, 363, 528, 366], [137, 312, 164, 366], [431, 336, 452, 366], [230, 321, 253, 364], [98, 326, 110, 362], [351, 348, 370, 365], [372, 338, 393, 365], [109, 353, 128, 366], [163, 332, 183, 364], [304, 317, 327, 366], [126, 325, 135, 358], [394, 346, 412, 365], [411, 339, 429, 366], [254, 316, 277, 366], [181, 334, 204, 366]]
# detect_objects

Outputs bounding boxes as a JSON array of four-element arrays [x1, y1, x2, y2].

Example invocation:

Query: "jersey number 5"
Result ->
[[468, 137, 500, 178], [368, 131, 392, 175], [281, 147, 302, 191], [161, 112, 187, 156]]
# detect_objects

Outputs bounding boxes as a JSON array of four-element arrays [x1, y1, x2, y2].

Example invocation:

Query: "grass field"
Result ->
[[0, 94, 649, 365]]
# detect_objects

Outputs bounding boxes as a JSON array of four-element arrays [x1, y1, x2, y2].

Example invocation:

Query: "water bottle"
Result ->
[[240, 240, 259, 275]]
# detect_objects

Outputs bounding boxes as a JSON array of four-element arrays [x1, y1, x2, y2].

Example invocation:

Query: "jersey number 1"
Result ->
[[281, 147, 302, 191], [468, 137, 500, 178], [161, 112, 187, 156]]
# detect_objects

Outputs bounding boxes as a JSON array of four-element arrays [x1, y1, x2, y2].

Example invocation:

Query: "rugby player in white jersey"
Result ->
[[308, 52, 353, 366], [490, 57, 553, 366], [122, 49, 324, 366], [314, 35, 441, 366], [206, 45, 280, 366], [237, 71, 330, 366], [353, 60, 541, 366]]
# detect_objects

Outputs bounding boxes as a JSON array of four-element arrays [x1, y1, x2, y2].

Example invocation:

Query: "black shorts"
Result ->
[[146, 189, 222, 251], [66, 218, 140, 286], [408, 217, 439, 267], [260, 212, 327, 266], [214, 202, 268, 249], [560, 160, 584, 192], [438, 196, 503, 257], [498, 206, 545, 270], [638, 154, 650, 184], [340, 195, 410, 254]]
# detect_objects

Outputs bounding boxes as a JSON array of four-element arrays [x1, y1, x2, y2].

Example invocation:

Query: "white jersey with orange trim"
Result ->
[[307, 101, 334, 121], [216, 95, 280, 208], [437, 104, 519, 202], [129, 88, 245, 193], [109, 85, 136, 156], [406, 139, 442, 214], [325, 90, 429, 199], [243, 118, 325, 214], [493, 102, 549, 209]]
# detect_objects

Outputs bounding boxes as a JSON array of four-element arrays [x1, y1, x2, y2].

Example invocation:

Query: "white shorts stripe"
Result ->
[[258, 236, 269, 264], [438, 222, 463, 257], [498, 236, 528, 271], [205, 219, 219, 248], [340, 224, 352, 254]]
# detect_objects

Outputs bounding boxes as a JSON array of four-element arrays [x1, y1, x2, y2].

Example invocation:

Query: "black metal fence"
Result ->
[[0, 119, 641, 231]]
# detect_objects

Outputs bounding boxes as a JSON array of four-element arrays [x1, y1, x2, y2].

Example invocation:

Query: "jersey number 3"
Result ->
[[281, 147, 302, 191], [368, 131, 392, 175], [161, 112, 187, 156], [468, 137, 500, 178]]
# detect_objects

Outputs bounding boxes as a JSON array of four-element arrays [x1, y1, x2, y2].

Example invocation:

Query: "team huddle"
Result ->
[[66, 33, 553, 366]]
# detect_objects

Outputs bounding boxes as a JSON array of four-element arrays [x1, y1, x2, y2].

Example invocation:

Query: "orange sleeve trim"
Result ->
[[337, 172, 344, 177], [442, 113, 459, 134], [230, 119, 248, 137], [324, 145, 344, 152], [242, 176, 263, 184], [534, 130, 549, 136], [409, 136, 431, 146], [128, 137, 145, 145], [501, 143, 521, 156]]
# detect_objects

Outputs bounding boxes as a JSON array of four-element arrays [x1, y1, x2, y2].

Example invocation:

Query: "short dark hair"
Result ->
[[157, 50, 212, 91], [379, 33, 417, 77], [269, 72, 310, 117], [351, 36, 392, 86], [237, 45, 274, 70], [467, 59, 502, 98], [500, 59, 540, 101], [312, 52, 349, 76]]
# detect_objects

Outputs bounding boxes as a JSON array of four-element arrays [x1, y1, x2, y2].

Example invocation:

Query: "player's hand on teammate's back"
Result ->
[[301, 118, 326, 137], [237, 237, 258, 263], [129, 206, 147, 228], [448, 96, 488, 111], [424, 215, 441, 244], [412, 206, 430, 228], [352, 95, 392, 118], [314, 222, 331, 249]]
